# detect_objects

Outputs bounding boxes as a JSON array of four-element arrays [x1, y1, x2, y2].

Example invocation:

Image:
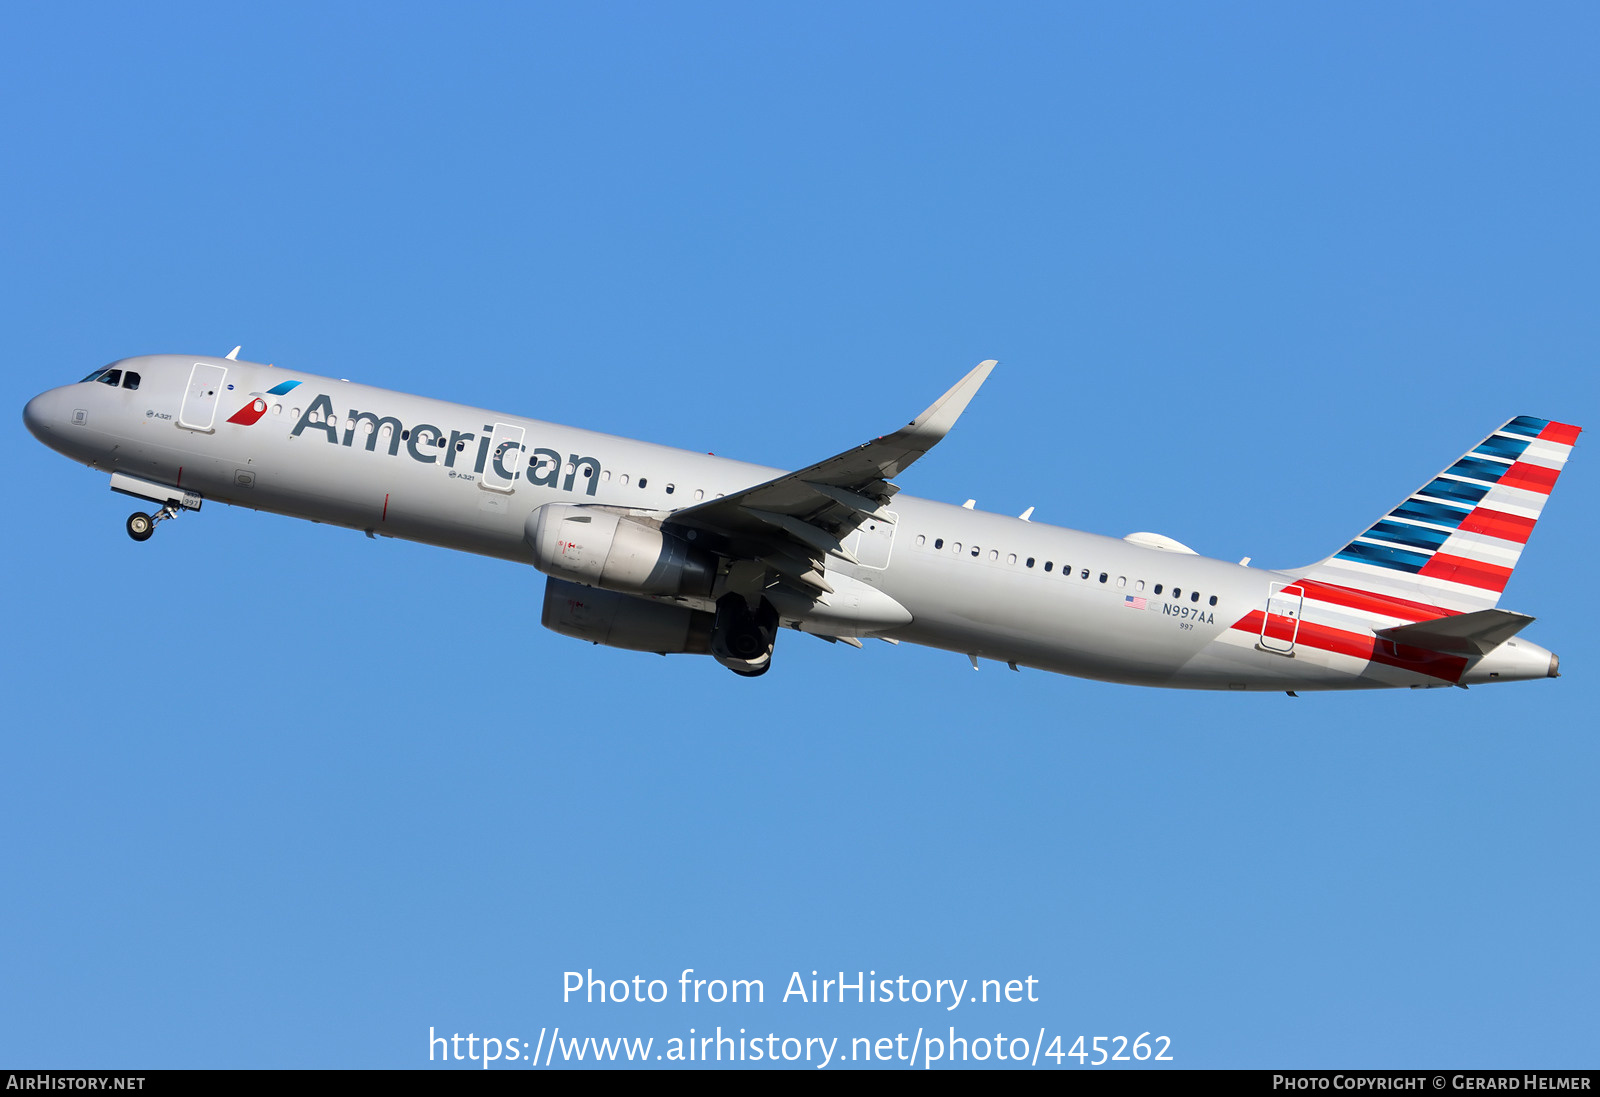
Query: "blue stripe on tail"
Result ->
[[1334, 542, 1431, 573]]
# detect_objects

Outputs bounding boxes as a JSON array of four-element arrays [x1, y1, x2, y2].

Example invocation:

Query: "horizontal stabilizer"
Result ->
[[1375, 609, 1535, 656]]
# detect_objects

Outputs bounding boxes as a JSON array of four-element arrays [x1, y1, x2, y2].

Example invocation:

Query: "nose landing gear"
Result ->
[[125, 504, 180, 542], [112, 473, 201, 542]]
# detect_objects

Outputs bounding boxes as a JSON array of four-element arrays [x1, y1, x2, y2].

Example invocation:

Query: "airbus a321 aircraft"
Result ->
[[24, 353, 1579, 691]]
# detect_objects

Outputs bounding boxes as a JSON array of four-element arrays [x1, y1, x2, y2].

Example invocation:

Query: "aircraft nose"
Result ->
[[23, 386, 74, 447], [23, 390, 54, 441]]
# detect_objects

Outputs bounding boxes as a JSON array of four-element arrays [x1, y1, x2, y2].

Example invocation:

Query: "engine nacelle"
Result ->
[[541, 577, 713, 654], [526, 504, 717, 597]]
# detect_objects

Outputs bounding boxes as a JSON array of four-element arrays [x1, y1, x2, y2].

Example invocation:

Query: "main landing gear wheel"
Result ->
[[710, 593, 779, 677], [126, 512, 154, 541]]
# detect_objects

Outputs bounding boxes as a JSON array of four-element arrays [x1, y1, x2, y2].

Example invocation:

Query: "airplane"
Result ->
[[23, 352, 1579, 691]]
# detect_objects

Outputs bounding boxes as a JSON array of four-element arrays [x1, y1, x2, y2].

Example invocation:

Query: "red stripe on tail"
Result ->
[[1230, 611, 1465, 682], [1292, 580, 1456, 622], [1459, 507, 1536, 544], [1538, 421, 1581, 446], [1497, 461, 1559, 495], [1417, 552, 1513, 592]]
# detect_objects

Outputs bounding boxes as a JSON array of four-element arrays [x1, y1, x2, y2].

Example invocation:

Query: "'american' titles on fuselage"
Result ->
[[291, 392, 604, 494]]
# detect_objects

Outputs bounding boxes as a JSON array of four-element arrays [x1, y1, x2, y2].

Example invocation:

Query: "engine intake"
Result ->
[[526, 504, 716, 597]]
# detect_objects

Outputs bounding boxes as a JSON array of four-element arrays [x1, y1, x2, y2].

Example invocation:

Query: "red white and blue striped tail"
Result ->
[[1299, 416, 1581, 614]]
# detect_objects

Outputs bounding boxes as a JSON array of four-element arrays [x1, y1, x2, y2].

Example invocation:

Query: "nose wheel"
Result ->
[[126, 505, 179, 542]]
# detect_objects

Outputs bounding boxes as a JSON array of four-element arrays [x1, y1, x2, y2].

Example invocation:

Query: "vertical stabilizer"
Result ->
[[1299, 416, 1581, 614]]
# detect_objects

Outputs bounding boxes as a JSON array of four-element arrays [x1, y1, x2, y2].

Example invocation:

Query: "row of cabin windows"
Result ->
[[604, 473, 715, 500], [915, 534, 1219, 606], [604, 472, 719, 501]]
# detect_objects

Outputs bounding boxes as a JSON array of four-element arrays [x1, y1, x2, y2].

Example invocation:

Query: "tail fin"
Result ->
[[1300, 415, 1581, 613]]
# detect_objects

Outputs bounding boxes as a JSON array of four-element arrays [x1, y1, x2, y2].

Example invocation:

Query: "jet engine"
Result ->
[[526, 504, 717, 598], [541, 577, 713, 654]]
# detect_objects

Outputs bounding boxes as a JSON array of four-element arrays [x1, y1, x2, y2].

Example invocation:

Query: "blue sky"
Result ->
[[3, 2, 1596, 1070]]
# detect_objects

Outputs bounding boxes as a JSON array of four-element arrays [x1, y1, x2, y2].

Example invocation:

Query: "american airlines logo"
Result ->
[[287, 392, 604, 494], [226, 379, 303, 425]]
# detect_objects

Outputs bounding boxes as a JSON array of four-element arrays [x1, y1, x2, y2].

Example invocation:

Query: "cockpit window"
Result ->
[[97, 369, 122, 388], [80, 368, 110, 383], [122, 372, 140, 390]]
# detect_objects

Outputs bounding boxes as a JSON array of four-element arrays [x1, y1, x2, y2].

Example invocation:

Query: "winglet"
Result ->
[[225, 346, 241, 361], [900, 360, 996, 445]]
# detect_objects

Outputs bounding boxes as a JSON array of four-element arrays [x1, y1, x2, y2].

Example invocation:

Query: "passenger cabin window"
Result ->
[[1191, 591, 1200, 602], [638, 477, 648, 489], [1026, 557, 1035, 568], [934, 538, 944, 549], [1044, 562, 1053, 572], [1098, 572, 1108, 584], [1154, 584, 1163, 595], [1209, 595, 1218, 606]]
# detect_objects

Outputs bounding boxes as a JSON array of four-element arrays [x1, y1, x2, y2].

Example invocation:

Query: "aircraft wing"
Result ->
[[663, 360, 996, 590]]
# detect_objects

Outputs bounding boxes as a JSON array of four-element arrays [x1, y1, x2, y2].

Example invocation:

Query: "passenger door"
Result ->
[[178, 363, 228, 432]]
